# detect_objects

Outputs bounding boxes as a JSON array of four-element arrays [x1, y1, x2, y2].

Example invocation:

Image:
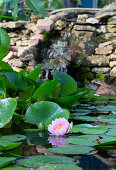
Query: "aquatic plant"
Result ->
[[48, 118, 71, 136]]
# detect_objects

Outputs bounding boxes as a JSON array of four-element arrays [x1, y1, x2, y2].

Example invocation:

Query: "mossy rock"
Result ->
[[80, 67, 90, 72], [95, 73, 105, 81], [82, 72, 94, 80]]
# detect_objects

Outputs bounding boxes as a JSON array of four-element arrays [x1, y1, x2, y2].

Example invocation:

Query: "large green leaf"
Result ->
[[70, 124, 108, 134], [2, 166, 30, 170], [18, 86, 35, 101], [25, 101, 70, 127], [32, 80, 59, 101], [0, 61, 13, 71], [26, 0, 46, 18], [52, 71, 77, 97], [0, 28, 10, 59], [26, 65, 42, 81], [0, 157, 16, 168], [2, 72, 27, 91], [0, 98, 17, 128], [47, 145, 93, 155]]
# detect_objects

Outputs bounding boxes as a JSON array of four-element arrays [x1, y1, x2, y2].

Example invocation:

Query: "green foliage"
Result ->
[[25, 101, 70, 128], [0, 28, 10, 60], [0, 157, 16, 168], [0, 98, 17, 128]]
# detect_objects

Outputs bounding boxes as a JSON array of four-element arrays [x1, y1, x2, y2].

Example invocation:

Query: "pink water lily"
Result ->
[[48, 118, 72, 136]]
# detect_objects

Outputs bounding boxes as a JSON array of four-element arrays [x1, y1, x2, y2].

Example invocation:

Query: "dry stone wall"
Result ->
[[1, 3, 116, 83]]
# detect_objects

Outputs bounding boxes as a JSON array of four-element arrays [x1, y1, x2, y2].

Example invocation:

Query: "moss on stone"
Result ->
[[82, 72, 94, 80], [95, 73, 105, 81], [80, 67, 90, 72]]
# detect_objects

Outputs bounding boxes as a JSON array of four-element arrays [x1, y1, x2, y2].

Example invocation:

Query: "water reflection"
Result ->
[[48, 135, 69, 146]]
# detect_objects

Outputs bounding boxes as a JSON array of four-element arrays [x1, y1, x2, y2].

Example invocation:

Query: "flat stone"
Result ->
[[91, 67, 111, 73], [109, 61, 116, 67], [86, 18, 99, 24], [110, 67, 116, 77], [49, 15, 60, 22], [98, 33, 116, 42], [95, 44, 113, 55], [107, 25, 116, 33], [77, 14, 88, 23], [36, 18, 54, 33], [87, 55, 109, 66], [8, 58, 23, 67], [108, 53, 116, 60], [74, 25, 96, 32], [0, 21, 26, 28], [95, 3, 116, 20], [107, 16, 116, 24]]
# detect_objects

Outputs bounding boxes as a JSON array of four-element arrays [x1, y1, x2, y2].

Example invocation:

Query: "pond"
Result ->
[[0, 93, 116, 170]]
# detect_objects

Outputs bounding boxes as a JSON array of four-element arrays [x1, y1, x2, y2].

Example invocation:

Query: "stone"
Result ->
[[31, 14, 42, 23], [107, 25, 116, 33], [8, 58, 23, 67], [16, 41, 22, 46], [77, 14, 88, 23], [86, 18, 99, 24], [29, 33, 44, 46], [95, 44, 113, 55], [97, 25, 107, 34], [87, 55, 109, 66], [110, 67, 116, 77], [96, 84, 116, 96], [74, 25, 96, 32], [91, 67, 111, 74], [25, 22, 37, 33], [55, 20, 66, 30], [10, 39, 16, 46], [107, 16, 116, 25], [108, 53, 116, 61], [110, 61, 116, 67], [4, 47, 18, 57], [0, 21, 26, 28], [36, 18, 54, 33], [98, 33, 116, 42], [49, 15, 60, 22], [17, 47, 28, 56], [8, 32, 18, 38], [95, 3, 116, 20]]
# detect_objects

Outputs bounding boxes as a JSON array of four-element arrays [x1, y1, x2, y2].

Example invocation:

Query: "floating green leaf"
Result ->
[[0, 142, 22, 151], [47, 145, 93, 155], [0, 157, 16, 168], [17, 155, 75, 168], [70, 124, 108, 134], [25, 101, 70, 127], [0, 134, 26, 142]]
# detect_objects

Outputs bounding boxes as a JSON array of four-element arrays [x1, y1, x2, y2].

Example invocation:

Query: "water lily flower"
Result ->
[[48, 136, 69, 146], [48, 118, 72, 136]]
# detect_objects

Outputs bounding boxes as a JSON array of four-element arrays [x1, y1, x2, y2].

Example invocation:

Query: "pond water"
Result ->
[[0, 94, 116, 170]]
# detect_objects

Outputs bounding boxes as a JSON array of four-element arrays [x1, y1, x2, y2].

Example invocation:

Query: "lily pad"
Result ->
[[47, 144, 93, 155], [25, 101, 70, 127], [17, 155, 75, 168], [0, 157, 16, 168], [70, 124, 108, 134], [0, 134, 26, 142]]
